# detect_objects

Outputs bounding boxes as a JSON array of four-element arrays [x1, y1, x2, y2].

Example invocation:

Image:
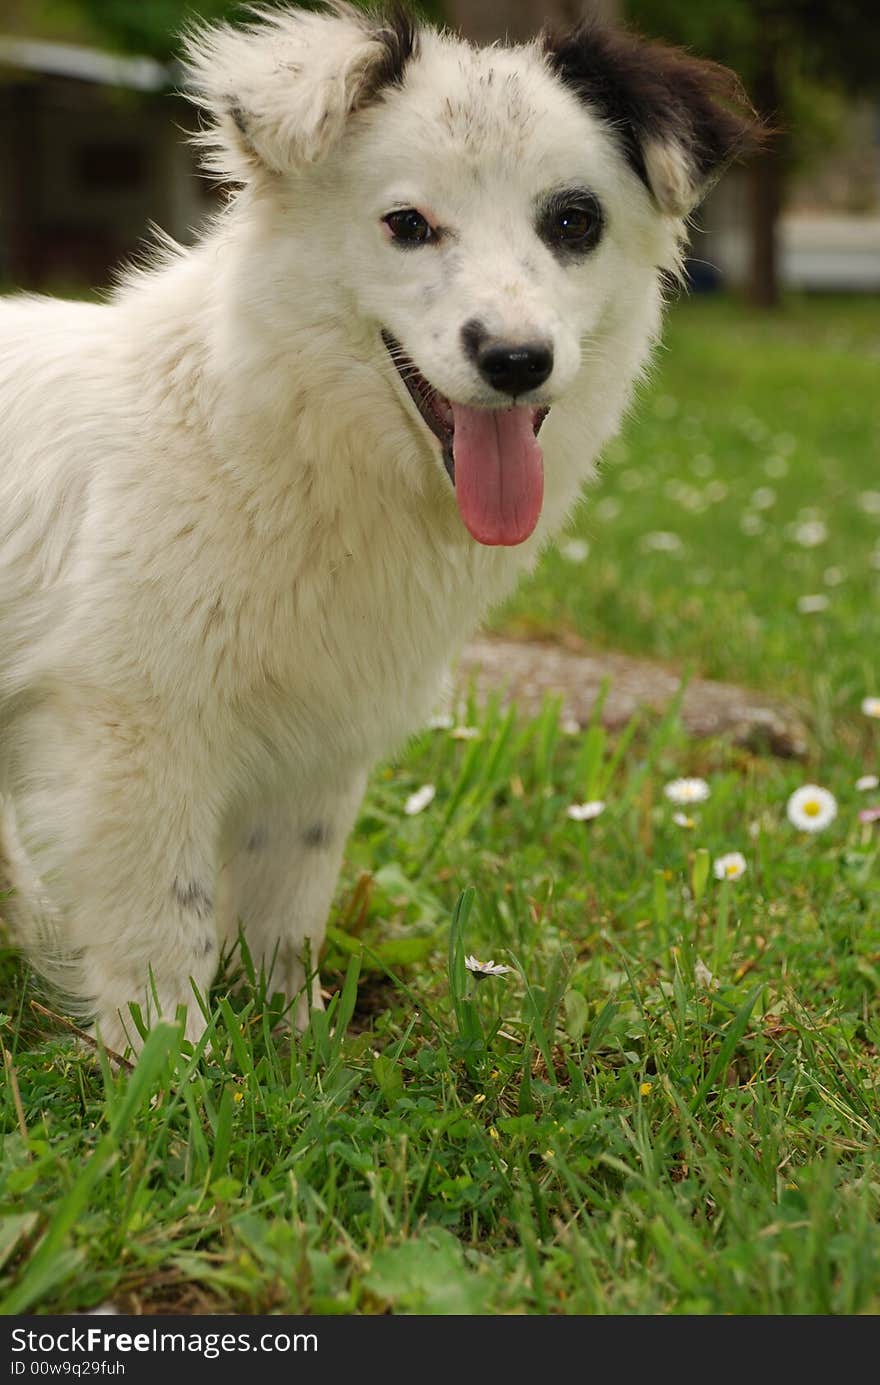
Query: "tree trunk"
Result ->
[[445, 0, 621, 44], [747, 57, 783, 309]]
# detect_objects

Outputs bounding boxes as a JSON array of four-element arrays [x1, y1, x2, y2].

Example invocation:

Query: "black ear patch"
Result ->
[[362, 2, 420, 103], [544, 22, 763, 212]]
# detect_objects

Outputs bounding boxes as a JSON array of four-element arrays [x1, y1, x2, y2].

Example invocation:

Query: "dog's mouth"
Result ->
[[382, 330, 549, 548]]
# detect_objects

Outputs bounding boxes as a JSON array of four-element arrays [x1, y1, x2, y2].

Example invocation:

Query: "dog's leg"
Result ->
[[10, 702, 220, 1053], [219, 770, 367, 1030]]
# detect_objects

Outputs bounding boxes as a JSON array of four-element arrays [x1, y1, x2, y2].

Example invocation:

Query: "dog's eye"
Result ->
[[383, 209, 436, 246], [555, 206, 594, 242], [539, 193, 604, 255]]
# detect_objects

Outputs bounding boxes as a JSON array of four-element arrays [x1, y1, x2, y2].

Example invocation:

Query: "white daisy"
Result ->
[[560, 537, 590, 564], [560, 716, 581, 736], [704, 480, 729, 504], [465, 955, 512, 979], [450, 725, 480, 740], [751, 486, 776, 510], [859, 491, 880, 516], [856, 774, 879, 792], [861, 698, 880, 719], [567, 800, 606, 821], [673, 812, 695, 828], [823, 567, 845, 587], [665, 480, 703, 511], [694, 957, 718, 990], [786, 785, 837, 833], [641, 530, 683, 554], [797, 594, 829, 614], [764, 455, 789, 478], [594, 496, 621, 522], [427, 712, 454, 731], [404, 784, 436, 816], [792, 519, 828, 548], [713, 851, 747, 881], [664, 777, 711, 805]]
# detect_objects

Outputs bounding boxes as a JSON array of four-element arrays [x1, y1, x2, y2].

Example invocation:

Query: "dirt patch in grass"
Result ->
[[458, 635, 807, 757]]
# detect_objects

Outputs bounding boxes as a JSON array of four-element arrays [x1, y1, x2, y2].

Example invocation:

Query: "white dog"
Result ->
[[0, 3, 756, 1050]]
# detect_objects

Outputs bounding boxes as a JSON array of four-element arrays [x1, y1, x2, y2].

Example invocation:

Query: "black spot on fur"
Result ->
[[302, 821, 331, 849], [229, 104, 249, 137], [200, 934, 216, 958], [461, 319, 488, 366], [543, 21, 763, 204], [173, 878, 213, 921], [247, 826, 268, 853], [361, 2, 419, 103]]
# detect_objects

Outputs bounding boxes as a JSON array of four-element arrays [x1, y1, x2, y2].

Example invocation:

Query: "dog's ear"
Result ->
[[183, 3, 418, 180], [544, 22, 763, 216]]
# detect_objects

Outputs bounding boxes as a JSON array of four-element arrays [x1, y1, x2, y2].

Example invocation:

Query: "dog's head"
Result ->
[[185, 3, 760, 547]]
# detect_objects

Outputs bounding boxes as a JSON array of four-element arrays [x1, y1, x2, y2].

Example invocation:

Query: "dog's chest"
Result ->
[[201, 484, 519, 769]]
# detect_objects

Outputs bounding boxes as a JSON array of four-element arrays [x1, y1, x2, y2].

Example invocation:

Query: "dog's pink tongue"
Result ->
[[451, 405, 544, 546]]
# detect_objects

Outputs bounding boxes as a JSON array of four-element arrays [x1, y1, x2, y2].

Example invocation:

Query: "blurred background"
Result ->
[[0, 0, 878, 301]]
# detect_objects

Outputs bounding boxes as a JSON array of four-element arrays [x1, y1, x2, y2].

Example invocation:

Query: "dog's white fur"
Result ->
[[0, 5, 732, 1050]]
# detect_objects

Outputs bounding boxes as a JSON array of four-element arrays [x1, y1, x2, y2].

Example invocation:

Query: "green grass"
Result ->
[[2, 295, 879, 1315], [500, 293, 880, 712]]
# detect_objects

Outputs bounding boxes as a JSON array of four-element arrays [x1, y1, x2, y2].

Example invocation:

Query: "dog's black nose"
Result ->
[[476, 339, 554, 398]]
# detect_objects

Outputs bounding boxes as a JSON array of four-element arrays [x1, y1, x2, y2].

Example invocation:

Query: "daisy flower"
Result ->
[[641, 530, 683, 554], [786, 785, 837, 833], [450, 725, 480, 740], [792, 519, 827, 548], [672, 812, 695, 828], [427, 712, 454, 731], [764, 455, 789, 479], [713, 851, 747, 881], [704, 480, 729, 504], [664, 777, 710, 805], [594, 496, 621, 522], [465, 955, 512, 980], [404, 784, 436, 816], [797, 594, 829, 614], [567, 800, 606, 821], [861, 698, 880, 719], [751, 486, 776, 510], [560, 538, 590, 564], [856, 775, 879, 792], [694, 958, 718, 990], [859, 807, 880, 825]]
